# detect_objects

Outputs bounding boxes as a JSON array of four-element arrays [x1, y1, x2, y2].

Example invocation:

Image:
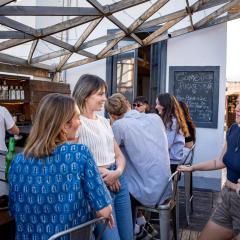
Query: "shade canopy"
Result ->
[[0, 0, 239, 77]]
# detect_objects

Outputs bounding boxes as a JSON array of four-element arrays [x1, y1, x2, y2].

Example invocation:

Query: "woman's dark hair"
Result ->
[[156, 93, 189, 137], [133, 96, 149, 104], [179, 101, 196, 143]]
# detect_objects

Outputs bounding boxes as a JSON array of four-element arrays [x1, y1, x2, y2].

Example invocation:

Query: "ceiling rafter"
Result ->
[[60, 0, 240, 70], [0, 0, 239, 74]]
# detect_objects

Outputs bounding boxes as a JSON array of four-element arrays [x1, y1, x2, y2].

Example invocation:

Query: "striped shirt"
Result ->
[[77, 115, 115, 166]]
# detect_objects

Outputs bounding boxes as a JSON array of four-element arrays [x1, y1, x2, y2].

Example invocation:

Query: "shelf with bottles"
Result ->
[[0, 78, 27, 102]]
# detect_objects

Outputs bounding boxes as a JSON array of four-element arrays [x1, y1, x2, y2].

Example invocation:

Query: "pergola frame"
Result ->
[[0, 0, 239, 78]]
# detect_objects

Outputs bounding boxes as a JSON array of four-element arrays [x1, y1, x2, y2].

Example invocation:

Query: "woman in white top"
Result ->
[[73, 74, 133, 240]]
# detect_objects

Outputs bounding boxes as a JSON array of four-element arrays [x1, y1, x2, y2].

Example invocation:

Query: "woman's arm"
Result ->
[[178, 143, 227, 172], [100, 139, 125, 186]]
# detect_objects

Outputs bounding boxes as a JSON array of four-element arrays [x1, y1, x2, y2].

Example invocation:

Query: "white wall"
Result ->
[[167, 24, 227, 182]]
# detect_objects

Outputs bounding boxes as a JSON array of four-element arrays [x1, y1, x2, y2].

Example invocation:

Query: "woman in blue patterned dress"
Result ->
[[8, 93, 113, 240]]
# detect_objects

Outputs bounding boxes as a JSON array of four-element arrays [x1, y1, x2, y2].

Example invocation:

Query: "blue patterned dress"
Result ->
[[8, 143, 111, 240]]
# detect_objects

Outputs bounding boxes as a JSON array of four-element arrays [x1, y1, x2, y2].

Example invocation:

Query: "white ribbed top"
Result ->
[[77, 115, 115, 166]]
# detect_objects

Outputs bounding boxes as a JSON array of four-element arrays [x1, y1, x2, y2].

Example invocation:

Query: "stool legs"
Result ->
[[159, 209, 170, 240], [184, 171, 193, 225]]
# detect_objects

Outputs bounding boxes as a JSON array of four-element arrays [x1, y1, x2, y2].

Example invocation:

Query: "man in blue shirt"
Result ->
[[105, 93, 171, 207]]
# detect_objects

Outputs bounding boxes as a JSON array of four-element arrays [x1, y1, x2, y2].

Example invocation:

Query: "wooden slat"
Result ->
[[0, 31, 33, 39], [0, 52, 53, 71], [0, 16, 37, 36], [31, 49, 70, 65], [56, 18, 102, 71], [186, 0, 194, 31], [142, 17, 184, 45], [194, 0, 240, 29], [0, 39, 31, 51], [40, 16, 99, 37], [0, 6, 102, 16], [28, 40, 38, 64], [0, 63, 50, 77], [97, 0, 170, 58], [105, 0, 150, 14]]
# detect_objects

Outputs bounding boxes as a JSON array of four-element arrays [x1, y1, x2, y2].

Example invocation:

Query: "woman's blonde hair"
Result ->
[[24, 93, 76, 158], [105, 93, 129, 116], [72, 74, 107, 113]]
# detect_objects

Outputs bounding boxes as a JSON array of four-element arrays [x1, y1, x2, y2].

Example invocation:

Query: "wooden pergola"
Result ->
[[0, 0, 240, 79]]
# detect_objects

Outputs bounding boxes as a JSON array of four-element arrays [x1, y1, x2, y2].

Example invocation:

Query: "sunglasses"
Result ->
[[133, 103, 143, 107]]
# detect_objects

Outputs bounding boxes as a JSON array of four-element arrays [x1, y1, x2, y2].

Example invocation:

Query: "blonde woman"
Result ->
[[9, 93, 112, 240], [73, 74, 133, 240], [156, 93, 189, 172]]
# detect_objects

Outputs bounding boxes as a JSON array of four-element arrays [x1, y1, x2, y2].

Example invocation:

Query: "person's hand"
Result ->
[[108, 180, 121, 192], [177, 165, 193, 172], [99, 168, 121, 186], [107, 214, 114, 229]]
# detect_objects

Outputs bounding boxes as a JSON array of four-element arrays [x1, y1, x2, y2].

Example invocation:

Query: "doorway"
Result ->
[[106, 29, 167, 109]]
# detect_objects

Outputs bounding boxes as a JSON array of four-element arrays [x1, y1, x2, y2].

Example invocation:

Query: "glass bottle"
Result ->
[[2, 81, 8, 100], [15, 86, 21, 100], [9, 86, 15, 100], [5, 137, 16, 181], [20, 86, 24, 100]]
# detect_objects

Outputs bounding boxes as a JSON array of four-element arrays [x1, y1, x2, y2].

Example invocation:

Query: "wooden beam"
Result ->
[[87, 0, 143, 45], [31, 49, 70, 65], [98, 0, 170, 58], [142, 17, 184, 45], [0, 0, 14, 6], [194, 0, 240, 29], [0, 62, 50, 78], [0, 16, 37, 36], [0, 39, 32, 51], [0, 52, 53, 71], [56, 2, 240, 71], [28, 40, 38, 64], [56, 18, 102, 71], [0, 6, 102, 16], [186, 0, 194, 31], [105, 0, 150, 14], [61, 58, 96, 70], [137, 0, 229, 31], [40, 16, 99, 37], [0, 31, 33, 39]]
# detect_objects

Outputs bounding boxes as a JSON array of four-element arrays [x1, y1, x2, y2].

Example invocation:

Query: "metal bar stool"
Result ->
[[48, 217, 107, 240], [182, 144, 195, 225], [135, 171, 180, 240]]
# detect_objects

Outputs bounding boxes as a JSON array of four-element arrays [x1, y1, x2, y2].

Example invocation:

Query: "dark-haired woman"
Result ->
[[73, 74, 133, 240], [156, 93, 189, 172], [178, 95, 240, 240], [8, 93, 113, 240]]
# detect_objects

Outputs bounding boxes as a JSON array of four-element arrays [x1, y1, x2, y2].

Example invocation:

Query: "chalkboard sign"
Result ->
[[169, 66, 219, 128]]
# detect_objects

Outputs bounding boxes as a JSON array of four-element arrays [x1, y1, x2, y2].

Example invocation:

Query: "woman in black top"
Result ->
[[179, 101, 196, 148], [178, 96, 240, 240]]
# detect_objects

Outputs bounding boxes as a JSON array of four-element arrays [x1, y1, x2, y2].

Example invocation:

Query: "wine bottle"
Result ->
[[5, 137, 16, 181]]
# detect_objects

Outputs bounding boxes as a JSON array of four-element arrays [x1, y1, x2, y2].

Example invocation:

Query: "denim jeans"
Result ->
[[96, 174, 133, 240]]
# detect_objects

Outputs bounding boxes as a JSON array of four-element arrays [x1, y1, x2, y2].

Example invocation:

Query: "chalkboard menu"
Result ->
[[169, 66, 219, 128]]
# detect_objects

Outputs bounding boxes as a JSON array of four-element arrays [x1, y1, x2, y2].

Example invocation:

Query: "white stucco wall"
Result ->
[[167, 24, 227, 182]]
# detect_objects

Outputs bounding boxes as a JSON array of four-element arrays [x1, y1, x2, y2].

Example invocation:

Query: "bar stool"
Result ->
[[135, 171, 180, 240], [48, 217, 107, 240], [182, 144, 195, 225]]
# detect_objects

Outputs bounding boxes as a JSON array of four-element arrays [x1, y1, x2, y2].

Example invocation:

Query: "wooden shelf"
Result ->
[[0, 100, 28, 104]]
